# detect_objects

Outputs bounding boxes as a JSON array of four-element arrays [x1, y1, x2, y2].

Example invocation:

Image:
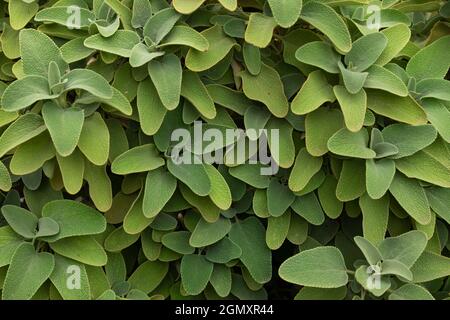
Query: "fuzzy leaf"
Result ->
[[2, 243, 54, 300], [300, 2, 351, 53], [42, 102, 84, 157], [279, 247, 348, 288], [291, 70, 335, 115], [240, 64, 289, 118]]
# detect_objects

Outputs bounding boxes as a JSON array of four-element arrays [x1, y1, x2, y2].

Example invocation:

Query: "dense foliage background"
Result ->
[[0, 0, 449, 300]]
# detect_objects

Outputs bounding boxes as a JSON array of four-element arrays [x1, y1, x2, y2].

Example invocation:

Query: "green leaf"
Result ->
[[416, 79, 450, 101], [206, 84, 251, 115], [210, 264, 232, 297], [300, 2, 352, 53], [181, 70, 216, 119], [42, 102, 84, 157], [2, 243, 54, 300], [49, 255, 91, 300], [95, 17, 120, 38], [365, 159, 396, 200], [266, 212, 291, 250], [305, 108, 344, 156], [289, 148, 323, 192], [267, 119, 295, 170], [143, 7, 181, 44], [378, 230, 428, 268], [136, 79, 166, 136], [50, 236, 107, 266], [295, 286, 347, 300], [93, 87, 133, 116], [173, 0, 205, 14], [421, 99, 450, 143], [291, 193, 325, 226], [190, 217, 231, 248], [181, 254, 214, 295], [410, 251, 450, 283], [1, 75, 57, 111], [1, 23, 20, 60], [77, 112, 110, 166], [242, 43, 261, 76], [268, 0, 303, 28], [41, 200, 106, 242], [179, 185, 220, 223], [83, 162, 112, 212], [389, 284, 434, 300], [204, 164, 232, 210], [62, 69, 113, 99], [105, 226, 140, 252], [218, 0, 237, 11], [129, 43, 165, 68], [364, 65, 409, 96], [159, 26, 209, 51], [167, 155, 211, 197], [0, 227, 23, 268], [382, 124, 437, 159], [367, 90, 427, 125], [185, 25, 236, 72], [0, 96, 24, 135], [112, 144, 164, 175], [104, 0, 133, 30], [131, 0, 152, 29], [328, 128, 375, 159], [395, 149, 450, 188], [381, 259, 412, 280], [406, 35, 450, 80], [389, 173, 431, 225], [1, 205, 38, 239], [143, 167, 177, 218], [291, 70, 335, 115], [148, 54, 182, 110], [240, 63, 289, 118], [318, 175, 343, 219], [336, 159, 365, 201], [345, 33, 387, 72], [123, 193, 153, 235], [0, 161, 12, 192], [9, 0, 39, 30], [244, 13, 277, 48], [206, 237, 242, 263], [84, 31, 140, 57], [338, 62, 368, 94], [57, 150, 84, 194], [35, 217, 59, 238], [228, 217, 272, 284], [279, 247, 348, 288], [19, 29, 67, 76], [35, 7, 96, 29], [228, 163, 271, 189], [375, 24, 411, 66], [426, 187, 450, 224]]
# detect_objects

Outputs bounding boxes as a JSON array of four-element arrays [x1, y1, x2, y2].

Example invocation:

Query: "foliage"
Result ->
[[0, 0, 449, 300]]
